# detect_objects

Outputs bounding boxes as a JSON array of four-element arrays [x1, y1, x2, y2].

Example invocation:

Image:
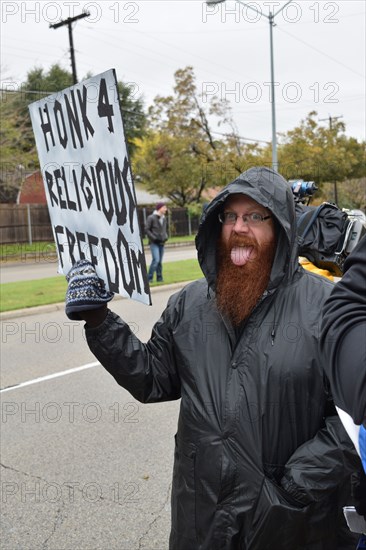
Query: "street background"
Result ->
[[0, 252, 196, 549], [0, 243, 197, 283]]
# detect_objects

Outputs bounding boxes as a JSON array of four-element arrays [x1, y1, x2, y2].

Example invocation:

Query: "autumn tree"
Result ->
[[133, 66, 244, 207], [278, 111, 365, 189]]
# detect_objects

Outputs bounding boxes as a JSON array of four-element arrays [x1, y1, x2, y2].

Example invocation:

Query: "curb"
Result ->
[[0, 281, 191, 321]]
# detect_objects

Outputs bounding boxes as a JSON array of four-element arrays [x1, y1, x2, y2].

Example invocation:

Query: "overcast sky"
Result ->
[[1, 0, 365, 144]]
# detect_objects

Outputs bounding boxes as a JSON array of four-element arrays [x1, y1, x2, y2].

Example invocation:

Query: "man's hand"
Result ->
[[65, 260, 114, 321], [79, 304, 108, 327]]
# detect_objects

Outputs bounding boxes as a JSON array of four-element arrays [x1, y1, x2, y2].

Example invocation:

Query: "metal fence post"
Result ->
[[187, 210, 192, 236], [27, 204, 33, 245]]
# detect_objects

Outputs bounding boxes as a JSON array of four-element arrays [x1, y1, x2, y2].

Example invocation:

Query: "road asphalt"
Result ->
[[1, 284, 183, 549]]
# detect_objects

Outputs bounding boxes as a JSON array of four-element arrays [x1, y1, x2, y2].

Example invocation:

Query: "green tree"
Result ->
[[1, 64, 146, 202], [0, 93, 40, 202], [118, 81, 146, 156]]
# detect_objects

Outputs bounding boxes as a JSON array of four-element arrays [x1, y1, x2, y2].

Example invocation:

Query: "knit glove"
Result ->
[[65, 260, 114, 320]]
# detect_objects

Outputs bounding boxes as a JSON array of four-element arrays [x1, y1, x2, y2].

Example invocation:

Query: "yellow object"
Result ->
[[299, 257, 334, 281]]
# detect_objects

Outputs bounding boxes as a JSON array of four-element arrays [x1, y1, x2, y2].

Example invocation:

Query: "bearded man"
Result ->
[[65, 167, 362, 550], [215, 194, 277, 326]]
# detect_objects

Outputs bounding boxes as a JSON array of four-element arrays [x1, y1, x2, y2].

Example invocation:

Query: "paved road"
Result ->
[[0, 244, 197, 283], [1, 286, 183, 549]]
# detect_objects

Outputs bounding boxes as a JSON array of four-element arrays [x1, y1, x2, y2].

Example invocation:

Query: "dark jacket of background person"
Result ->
[[320, 234, 366, 427], [145, 211, 168, 245], [85, 167, 359, 550]]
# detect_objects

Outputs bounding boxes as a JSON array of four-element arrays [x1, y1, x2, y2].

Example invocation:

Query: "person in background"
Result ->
[[65, 167, 360, 550], [145, 201, 168, 283], [320, 235, 366, 535]]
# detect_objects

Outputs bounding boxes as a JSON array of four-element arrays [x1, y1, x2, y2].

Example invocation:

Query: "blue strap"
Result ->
[[360, 424, 366, 474]]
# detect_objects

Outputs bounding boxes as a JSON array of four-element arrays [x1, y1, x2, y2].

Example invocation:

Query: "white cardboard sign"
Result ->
[[28, 69, 151, 305]]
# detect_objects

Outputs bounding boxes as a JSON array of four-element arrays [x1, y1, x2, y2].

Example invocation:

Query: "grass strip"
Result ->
[[0, 235, 196, 262], [0, 258, 203, 312]]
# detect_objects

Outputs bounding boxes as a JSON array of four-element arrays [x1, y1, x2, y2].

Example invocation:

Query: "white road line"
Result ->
[[0, 362, 100, 393]]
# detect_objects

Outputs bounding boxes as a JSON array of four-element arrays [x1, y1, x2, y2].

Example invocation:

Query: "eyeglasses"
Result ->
[[218, 211, 272, 226]]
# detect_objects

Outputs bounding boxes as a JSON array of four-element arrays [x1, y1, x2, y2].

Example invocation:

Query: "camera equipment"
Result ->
[[291, 180, 318, 202], [290, 180, 366, 276]]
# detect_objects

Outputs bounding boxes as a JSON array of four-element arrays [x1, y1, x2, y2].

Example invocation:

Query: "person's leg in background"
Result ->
[[156, 244, 165, 282], [148, 243, 160, 282]]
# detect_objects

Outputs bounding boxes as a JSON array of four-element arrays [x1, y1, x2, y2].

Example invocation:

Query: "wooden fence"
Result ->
[[0, 204, 201, 244]]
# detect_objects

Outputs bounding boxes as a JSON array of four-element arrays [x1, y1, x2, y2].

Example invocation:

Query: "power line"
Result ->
[[277, 27, 364, 78], [211, 130, 270, 144]]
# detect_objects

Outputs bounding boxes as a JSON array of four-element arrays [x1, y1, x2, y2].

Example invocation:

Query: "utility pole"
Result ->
[[50, 12, 90, 85], [206, 0, 294, 171], [319, 115, 343, 205], [319, 114, 343, 131]]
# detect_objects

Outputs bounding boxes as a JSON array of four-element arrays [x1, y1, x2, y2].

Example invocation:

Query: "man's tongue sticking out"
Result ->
[[230, 245, 255, 266]]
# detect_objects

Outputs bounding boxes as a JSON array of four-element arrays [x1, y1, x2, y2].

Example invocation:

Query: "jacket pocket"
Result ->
[[245, 476, 309, 550], [171, 435, 197, 538]]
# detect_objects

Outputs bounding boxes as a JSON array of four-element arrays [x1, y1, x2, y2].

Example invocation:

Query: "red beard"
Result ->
[[216, 232, 276, 326]]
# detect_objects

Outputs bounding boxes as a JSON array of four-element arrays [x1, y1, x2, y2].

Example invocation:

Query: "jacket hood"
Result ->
[[195, 166, 299, 291]]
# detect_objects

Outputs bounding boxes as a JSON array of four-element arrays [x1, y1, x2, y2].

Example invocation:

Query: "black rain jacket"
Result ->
[[320, 234, 366, 427], [86, 167, 360, 550]]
